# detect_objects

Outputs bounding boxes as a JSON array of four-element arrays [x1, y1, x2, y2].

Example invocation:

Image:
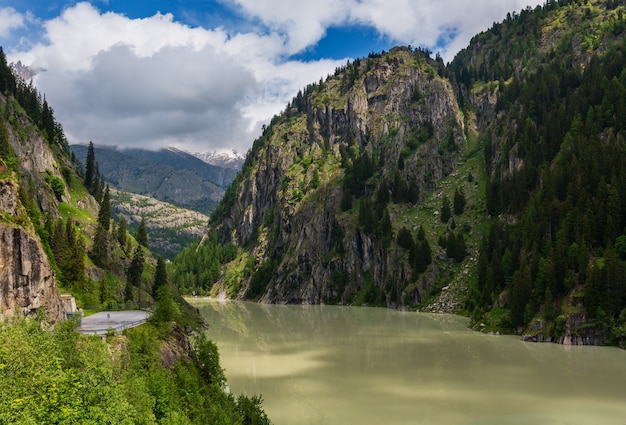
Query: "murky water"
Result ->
[[191, 299, 626, 425]]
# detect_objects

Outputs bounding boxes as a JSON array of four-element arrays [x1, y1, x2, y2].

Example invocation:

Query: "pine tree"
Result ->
[[124, 279, 134, 303], [453, 188, 466, 215], [396, 227, 414, 250], [92, 163, 103, 202], [98, 185, 111, 231], [41, 98, 55, 144], [510, 265, 532, 328], [0, 117, 11, 161], [377, 209, 393, 246], [125, 246, 145, 303], [413, 238, 433, 274], [91, 225, 109, 268], [63, 234, 85, 288], [441, 196, 451, 223], [392, 171, 407, 203], [153, 256, 168, 299], [135, 217, 148, 247], [84, 141, 95, 190], [117, 215, 127, 247], [50, 219, 66, 263]]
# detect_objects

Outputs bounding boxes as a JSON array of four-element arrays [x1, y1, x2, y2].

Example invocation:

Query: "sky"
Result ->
[[0, 0, 544, 154]]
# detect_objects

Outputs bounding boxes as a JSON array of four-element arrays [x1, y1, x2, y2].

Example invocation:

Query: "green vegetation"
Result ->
[[452, 0, 626, 343], [110, 189, 210, 260], [0, 51, 271, 423], [171, 231, 238, 295], [0, 314, 269, 424]]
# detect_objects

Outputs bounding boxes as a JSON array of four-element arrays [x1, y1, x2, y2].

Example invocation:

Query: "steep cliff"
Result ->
[[0, 179, 64, 322], [210, 47, 468, 307]]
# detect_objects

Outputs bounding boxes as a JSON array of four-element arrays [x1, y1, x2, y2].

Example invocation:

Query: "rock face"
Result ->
[[0, 225, 65, 322], [0, 179, 65, 323], [214, 47, 464, 307], [521, 312, 611, 346]]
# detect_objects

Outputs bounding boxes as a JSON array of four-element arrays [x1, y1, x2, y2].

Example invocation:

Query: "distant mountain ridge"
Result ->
[[192, 150, 245, 170], [71, 144, 238, 215]]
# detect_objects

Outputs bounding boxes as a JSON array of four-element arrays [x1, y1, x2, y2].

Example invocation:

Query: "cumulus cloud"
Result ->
[[38, 43, 257, 151], [11, 2, 340, 152], [8, 0, 544, 153], [230, 0, 544, 60], [0, 7, 25, 38]]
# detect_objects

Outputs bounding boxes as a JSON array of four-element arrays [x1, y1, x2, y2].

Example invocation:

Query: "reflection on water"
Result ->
[[192, 299, 626, 425]]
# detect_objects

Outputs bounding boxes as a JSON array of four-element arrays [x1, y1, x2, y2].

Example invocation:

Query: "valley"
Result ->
[[1, 0, 626, 423]]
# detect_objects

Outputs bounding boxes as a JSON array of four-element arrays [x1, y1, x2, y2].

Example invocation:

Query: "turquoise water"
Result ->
[[191, 299, 626, 425]]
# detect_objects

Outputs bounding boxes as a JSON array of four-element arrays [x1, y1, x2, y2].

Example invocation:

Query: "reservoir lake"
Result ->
[[191, 299, 626, 425]]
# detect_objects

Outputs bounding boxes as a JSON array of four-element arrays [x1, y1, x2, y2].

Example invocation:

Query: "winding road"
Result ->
[[76, 310, 150, 334]]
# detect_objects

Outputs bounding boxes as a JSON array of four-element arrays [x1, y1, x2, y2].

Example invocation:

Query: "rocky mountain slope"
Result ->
[[178, 0, 626, 347], [0, 180, 65, 322], [0, 93, 71, 322], [208, 46, 468, 306], [70, 144, 237, 215], [110, 189, 209, 259]]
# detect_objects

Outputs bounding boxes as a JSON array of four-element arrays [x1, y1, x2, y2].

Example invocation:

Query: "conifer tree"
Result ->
[[0, 117, 11, 161], [135, 217, 148, 247], [417, 225, 426, 241], [41, 98, 55, 144], [125, 246, 145, 302], [84, 141, 95, 190], [117, 215, 127, 247], [98, 185, 111, 231], [124, 279, 134, 303], [377, 209, 393, 246], [396, 227, 414, 250], [453, 188, 466, 215], [50, 219, 67, 262], [153, 256, 168, 299], [92, 163, 103, 202], [441, 195, 451, 223], [91, 225, 109, 268], [413, 239, 432, 274]]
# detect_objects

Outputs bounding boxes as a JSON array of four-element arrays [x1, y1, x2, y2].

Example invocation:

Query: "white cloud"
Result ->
[[229, 0, 351, 54], [229, 0, 544, 60], [9, 2, 342, 152], [8, 0, 545, 153], [0, 7, 25, 38]]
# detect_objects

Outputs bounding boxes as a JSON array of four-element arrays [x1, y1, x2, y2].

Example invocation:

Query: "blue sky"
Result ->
[[0, 0, 543, 153]]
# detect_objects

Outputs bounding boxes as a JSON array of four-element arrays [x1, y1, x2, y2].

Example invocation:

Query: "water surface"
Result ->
[[191, 299, 626, 425]]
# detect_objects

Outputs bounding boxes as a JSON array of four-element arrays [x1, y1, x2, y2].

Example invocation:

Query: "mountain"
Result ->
[[0, 49, 270, 423], [173, 0, 626, 347], [70, 144, 238, 215], [110, 188, 210, 259], [193, 150, 245, 170], [178, 46, 470, 307]]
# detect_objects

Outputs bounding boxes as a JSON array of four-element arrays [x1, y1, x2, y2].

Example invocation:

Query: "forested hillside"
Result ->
[[172, 0, 626, 347], [0, 47, 270, 422], [451, 0, 626, 345]]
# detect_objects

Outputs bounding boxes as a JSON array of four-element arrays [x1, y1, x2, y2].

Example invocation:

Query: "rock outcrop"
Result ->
[[521, 311, 611, 346], [214, 47, 464, 307], [0, 224, 65, 322], [0, 179, 65, 323]]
